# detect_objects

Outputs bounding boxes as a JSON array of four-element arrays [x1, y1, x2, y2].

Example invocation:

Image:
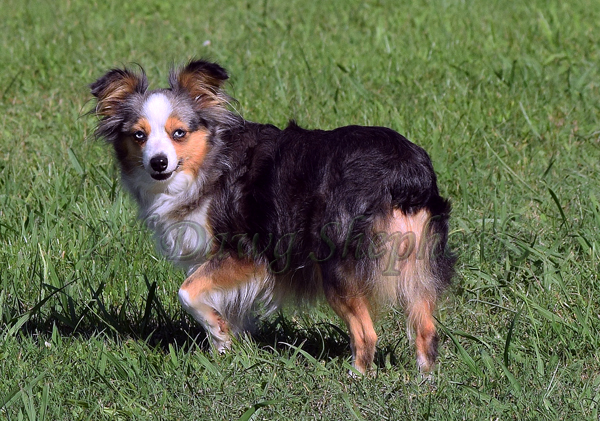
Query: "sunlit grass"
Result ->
[[1, 0, 599, 419]]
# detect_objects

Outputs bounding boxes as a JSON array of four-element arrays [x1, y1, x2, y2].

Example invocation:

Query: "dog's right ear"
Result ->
[[90, 68, 148, 118]]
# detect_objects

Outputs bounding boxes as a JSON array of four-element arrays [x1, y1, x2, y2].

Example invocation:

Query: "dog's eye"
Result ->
[[173, 129, 186, 140], [133, 131, 146, 141]]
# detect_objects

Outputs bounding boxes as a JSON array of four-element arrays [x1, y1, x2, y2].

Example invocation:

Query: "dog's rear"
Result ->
[[219, 122, 455, 374], [314, 198, 452, 374], [375, 198, 453, 372]]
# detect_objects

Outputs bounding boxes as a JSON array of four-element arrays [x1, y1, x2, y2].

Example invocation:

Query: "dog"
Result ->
[[89, 59, 454, 374]]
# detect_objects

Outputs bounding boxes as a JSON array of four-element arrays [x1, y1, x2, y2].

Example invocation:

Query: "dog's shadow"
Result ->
[[250, 312, 408, 370], [10, 279, 408, 370], [17, 301, 405, 370]]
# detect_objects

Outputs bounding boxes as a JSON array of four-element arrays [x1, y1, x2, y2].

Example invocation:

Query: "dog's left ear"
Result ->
[[169, 60, 229, 108]]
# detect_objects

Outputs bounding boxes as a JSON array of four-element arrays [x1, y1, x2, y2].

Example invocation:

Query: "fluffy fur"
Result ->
[[90, 59, 454, 374]]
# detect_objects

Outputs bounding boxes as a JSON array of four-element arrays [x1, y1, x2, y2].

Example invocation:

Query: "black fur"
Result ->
[[206, 120, 454, 298]]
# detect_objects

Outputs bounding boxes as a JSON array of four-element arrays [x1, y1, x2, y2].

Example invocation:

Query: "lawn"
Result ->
[[1, 0, 599, 419]]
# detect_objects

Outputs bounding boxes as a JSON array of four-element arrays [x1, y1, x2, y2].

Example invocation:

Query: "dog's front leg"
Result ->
[[177, 257, 258, 352]]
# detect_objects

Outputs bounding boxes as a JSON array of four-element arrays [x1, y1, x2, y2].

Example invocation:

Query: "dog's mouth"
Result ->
[[151, 172, 173, 181], [150, 160, 182, 181]]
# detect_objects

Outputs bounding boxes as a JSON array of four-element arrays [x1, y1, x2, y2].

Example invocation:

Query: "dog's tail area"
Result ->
[[374, 195, 454, 370]]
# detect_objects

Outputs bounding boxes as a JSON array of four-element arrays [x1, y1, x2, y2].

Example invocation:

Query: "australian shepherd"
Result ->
[[89, 59, 454, 374]]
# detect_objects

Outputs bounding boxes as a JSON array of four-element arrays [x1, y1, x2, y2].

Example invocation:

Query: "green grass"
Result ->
[[1, 0, 600, 419]]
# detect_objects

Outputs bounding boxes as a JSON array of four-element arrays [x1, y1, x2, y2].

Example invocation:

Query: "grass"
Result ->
[[1, 0, 599, 419]]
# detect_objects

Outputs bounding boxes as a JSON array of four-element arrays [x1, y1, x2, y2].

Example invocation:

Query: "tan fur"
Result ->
[[326, 294, 378, 374], [165, 117, 186, 138], [131, 118, 151, 140], [176, 70, 227, 110], [178, 258, 267, 351], [371, 208, 439, 372], [180, 258, 263, 301], [270, 208, 441, 374], [412, 300, 437, 372], [165, 117, 210, 178], [94, 73, 143, 118]]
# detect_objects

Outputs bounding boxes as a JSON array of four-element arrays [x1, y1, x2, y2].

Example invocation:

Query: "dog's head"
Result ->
[[90, 60, 233, 183]]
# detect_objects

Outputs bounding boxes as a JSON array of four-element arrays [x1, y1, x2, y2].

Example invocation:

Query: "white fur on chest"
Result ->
[[126, 171, 212, 272]]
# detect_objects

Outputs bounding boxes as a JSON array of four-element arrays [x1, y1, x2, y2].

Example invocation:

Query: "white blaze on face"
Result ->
[[142, 93, 179, 175]]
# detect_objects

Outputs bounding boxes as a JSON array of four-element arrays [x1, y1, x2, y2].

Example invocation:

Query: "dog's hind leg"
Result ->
[[407, 297, 439, 372], [177, 257, 263, 352], [325, 288, 378, 375]]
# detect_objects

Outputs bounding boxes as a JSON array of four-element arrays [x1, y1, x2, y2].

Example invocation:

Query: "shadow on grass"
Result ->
[[5, 280, 403, 370]]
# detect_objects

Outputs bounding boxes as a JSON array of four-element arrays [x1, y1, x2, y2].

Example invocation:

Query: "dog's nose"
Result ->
[[150, 154, 168, 172]]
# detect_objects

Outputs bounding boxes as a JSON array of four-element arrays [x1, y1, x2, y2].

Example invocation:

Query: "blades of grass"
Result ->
[[542, 154, 555, 179], [590, 192, 600, 222], [454, 383, 492, 405], [98, 343, 108, 376], [484, 139, 535, 193], [21, 388, 37, 421], [237, 399, 280, 421], [573, 304, 593, 344], [281, 342, 327, 374], [519, 101, 541, 140], [21, 384, 48, 421], [143, 274, 171, 330], [479, 216, 486, 265], [499, 362, 522, 397], [102, 349, 130, 380], [280, 339, 306, 369], [343, 361, 364, 378], [480, 350, 499, 378], [503, 308, 522, 367], [168, 344, 179, 369], [42, 278, 80, 329], [0, 372, 46, 411], [5, 280, 76, 337], [1, 71, 20, 99], [87, 281, 121, 333], [547, 187, 568, 229], [451, 330, 493, 350], [88, 363, 149, 416], [67, 147, 85, 176], [196, 353, 223, 378], [0, 384, 21, 411], [519, 295, 573, 331], [5, 313, 31, 338], [437, 323, 482, 377], [0, 289, 4, 323], [342, 394, 366, 421], [140, 280, 157, 334], [38, 243, 48, 285], [519, 297, 546, 376], [424, 388, 433, 421], [39, 383, 50, 421]]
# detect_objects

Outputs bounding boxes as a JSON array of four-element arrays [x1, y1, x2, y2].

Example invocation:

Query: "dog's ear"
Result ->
[[169, 60, 229, 109], [90, 68, 148, 117]]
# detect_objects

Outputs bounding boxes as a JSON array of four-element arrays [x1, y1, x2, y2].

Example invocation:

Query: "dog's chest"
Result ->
[[139, 174, 212, 271]]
